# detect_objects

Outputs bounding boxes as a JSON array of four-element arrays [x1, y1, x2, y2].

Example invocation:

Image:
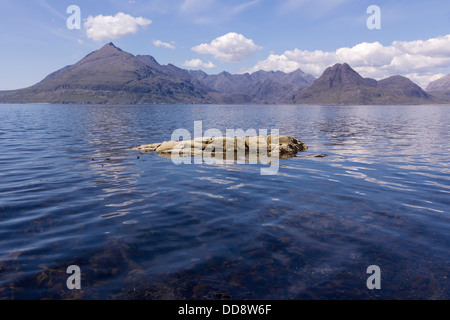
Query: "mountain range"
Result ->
[[0, 42, 449, 105], [188, 68, 315, 104]]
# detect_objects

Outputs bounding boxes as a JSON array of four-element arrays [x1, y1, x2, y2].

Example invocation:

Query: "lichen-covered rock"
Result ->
[[156, 141, 181, 154], [206, 137, 236, 153], [245, 136, 268, 154], [137, 143, 162, 152], [134, 136, 308, 159], [276, 136, 308, 156]]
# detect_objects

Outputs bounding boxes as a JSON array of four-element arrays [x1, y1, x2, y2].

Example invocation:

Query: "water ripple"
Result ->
[[0, 104, 449, 300]]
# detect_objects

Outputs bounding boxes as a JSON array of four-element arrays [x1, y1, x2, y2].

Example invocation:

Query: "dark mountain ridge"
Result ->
[[0, 43, 219, 104]]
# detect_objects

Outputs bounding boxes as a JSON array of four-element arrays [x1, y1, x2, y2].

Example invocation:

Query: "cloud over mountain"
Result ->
[[153, 40, 176, 49], [192, 32, 262, 62], [84, 12, 152, 42], [183, 59, 216, 69], [249, 34, 450, 88]]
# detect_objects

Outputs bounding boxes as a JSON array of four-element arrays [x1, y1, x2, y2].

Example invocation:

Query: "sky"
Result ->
[[1, 0, 450, 90]]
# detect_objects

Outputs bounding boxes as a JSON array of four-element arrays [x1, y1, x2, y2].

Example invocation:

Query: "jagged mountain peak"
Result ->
[[0, 43, 219, 104], [85, 42, 125, 58], [319, 63, 374, 88], [294, 63, 433, 105]]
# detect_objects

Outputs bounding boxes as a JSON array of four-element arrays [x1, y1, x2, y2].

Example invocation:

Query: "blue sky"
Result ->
[[1, 0, 450, 90]]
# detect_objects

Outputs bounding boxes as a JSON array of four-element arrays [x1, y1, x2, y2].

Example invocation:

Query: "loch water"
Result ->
[[0, 104, 449, 299]]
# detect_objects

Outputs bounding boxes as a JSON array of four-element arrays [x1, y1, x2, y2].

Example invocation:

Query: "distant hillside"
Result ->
[[426, 73, 450, 102], [293, 63, 437, 105]]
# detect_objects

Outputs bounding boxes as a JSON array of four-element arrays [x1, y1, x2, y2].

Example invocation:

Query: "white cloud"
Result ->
[[183, 59, 216, 69], [153, 40, 175, 50], [192, 32, 262, 62], [406, 73, 446, 89], [84, 12, 152, 42], [248, 34, 450, 88]]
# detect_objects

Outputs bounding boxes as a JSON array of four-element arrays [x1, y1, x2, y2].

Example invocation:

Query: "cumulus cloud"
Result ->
[[153, 40, 175, 50], [183, 59, 216, 69], [248, 34, 450, 88], [192, 32, 262, 62], [406, 73, 446, 89], [84, 12, 152, 42]]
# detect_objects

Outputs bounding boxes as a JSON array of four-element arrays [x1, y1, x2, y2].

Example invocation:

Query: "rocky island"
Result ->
[[134, 135, 308, 160]]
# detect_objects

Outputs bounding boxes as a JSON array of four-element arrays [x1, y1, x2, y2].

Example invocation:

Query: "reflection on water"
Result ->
[[0, 104, 449, 300]]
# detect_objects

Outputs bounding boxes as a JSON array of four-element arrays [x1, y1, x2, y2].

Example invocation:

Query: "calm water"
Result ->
[[0, 104, 448, 300]]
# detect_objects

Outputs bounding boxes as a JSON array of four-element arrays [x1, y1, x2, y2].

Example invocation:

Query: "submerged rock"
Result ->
[[134, 136, 308, 159]]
